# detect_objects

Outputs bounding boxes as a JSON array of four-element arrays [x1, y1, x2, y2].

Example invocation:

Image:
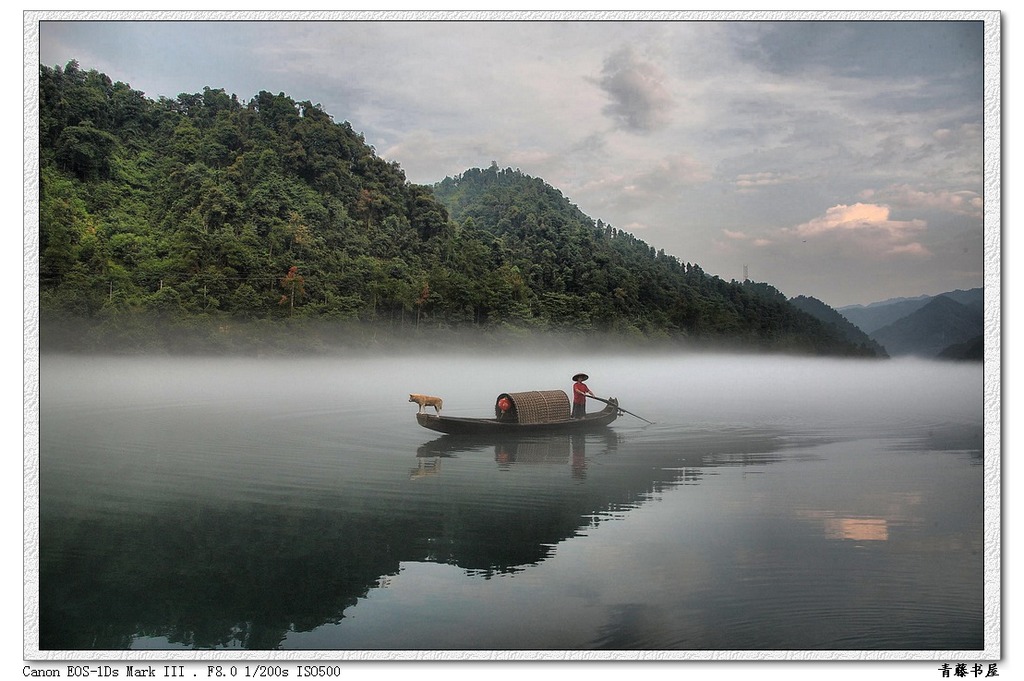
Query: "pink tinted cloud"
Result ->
[[784, 203, 931, 257]]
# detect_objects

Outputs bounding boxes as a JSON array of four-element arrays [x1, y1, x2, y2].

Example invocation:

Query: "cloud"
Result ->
[[625, 153, 711, 195], [860, 184, 982, 218], [717, 229, 772, 249], [734, 171, 797, 191], [575, 152, 711, 223], [887, 242, 931, 256], [597, 47, 674, 133], [784, 203, 930, 257]]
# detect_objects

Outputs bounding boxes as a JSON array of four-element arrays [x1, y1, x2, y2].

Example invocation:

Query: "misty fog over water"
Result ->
[[35, 351, 986, 653]]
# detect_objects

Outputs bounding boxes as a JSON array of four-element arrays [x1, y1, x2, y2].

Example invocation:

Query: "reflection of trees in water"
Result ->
[[40, 505, 405, 650], [40, 427, 792, 650]]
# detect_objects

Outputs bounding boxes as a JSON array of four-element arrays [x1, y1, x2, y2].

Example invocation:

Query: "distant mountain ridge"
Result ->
[[839, 289, 984, 359], [868, 295, 983, 358], [936, 335, 984, 361], [838, 288, 982, 334]]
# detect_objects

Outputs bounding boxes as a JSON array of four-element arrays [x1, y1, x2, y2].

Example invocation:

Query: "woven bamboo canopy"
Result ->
[[495, 390, 571, 424]]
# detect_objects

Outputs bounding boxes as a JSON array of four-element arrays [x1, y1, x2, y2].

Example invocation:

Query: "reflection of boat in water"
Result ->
[[416, 429, 621, 480], [417, 430, 614, 460], [416, 389, 619, 435]]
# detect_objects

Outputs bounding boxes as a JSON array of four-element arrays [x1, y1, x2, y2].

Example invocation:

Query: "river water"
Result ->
[[33, 351, 989, 656]]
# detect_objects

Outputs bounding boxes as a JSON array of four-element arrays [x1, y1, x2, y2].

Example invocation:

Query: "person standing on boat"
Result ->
[[572, 373, 594, 419]]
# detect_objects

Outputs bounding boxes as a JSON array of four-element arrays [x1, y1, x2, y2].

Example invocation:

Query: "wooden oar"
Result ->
[[587, 394, 655, 425]]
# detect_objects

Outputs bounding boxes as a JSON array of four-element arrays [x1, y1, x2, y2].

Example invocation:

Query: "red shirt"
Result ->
[[573, 381, 590, 404]]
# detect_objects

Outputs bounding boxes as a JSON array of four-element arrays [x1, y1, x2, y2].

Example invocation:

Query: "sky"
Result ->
[[32, 12, 995, 309]]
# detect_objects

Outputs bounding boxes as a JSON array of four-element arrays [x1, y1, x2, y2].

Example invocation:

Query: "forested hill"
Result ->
[[37, 61, 876, 356], [788, 295, 888, 358], [431, 166, 876, 354]]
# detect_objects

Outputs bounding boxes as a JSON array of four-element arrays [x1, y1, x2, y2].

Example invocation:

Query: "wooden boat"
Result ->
[[416, 389, 620, 435]]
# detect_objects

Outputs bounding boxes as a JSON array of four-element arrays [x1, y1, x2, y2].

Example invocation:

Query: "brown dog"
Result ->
[[409, 393, 443, 414]]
